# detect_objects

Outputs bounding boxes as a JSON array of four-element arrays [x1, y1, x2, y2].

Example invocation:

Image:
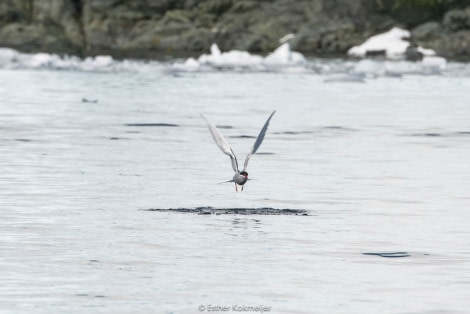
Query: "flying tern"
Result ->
[[203, 111, 276, 192]]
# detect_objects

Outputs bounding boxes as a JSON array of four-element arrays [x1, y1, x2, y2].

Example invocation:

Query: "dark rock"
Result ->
[[230, 1, 259, 13], [405, 46, 423, 61], [412, 22, 442, 40], [411, 8, 470, 58], [413, 29, 470, 58], [0, 1, 30, 24], [197, 0, 233, 16], [370, 0, 468, 27], [0, 0, 83, 54], [365, 49, 386, 57], [0, 0, 470, 58], [443, 7, 470, 31]]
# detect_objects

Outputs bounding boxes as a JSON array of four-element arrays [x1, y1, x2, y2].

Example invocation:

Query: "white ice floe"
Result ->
[[0, 46, 170, 72], [0, 48, 128, 71], [197, 43, 263, 68], [348, 27, 411, 59], [0, 48, 19, 66], [264, 43, 306, 66], [354, 59, 385, 75], [26, 52, 63, 68], [79, 55, 115, 71], [0, 44, 458, 77], [349, 56, 451, 79], [173, 43, 305, 72], [417, 46, 436, 56], [171, 57, 200, 72], [422, 56, 447, 72], [347, 27, 445, 71]]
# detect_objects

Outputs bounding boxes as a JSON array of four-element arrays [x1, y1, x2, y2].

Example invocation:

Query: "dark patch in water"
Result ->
[[230, 135, 256, 139], [384, 71, 403, 78], [216, 125, 233, 129], [109, 137, 129, 140], [145, 206, 309, 216], [89, 260, 100, 262], [256, 152, 275, 155], [125, 123, 179, 127], [407, 131, 470, 138], [362, 252, 410, 258], [82, 98, 98, 103], [322, 126, 357, 132], [76, 293, 105, 298], [14, 139, 32, 142], [411, 133, 441, 137], [323, 75, 366, 83]]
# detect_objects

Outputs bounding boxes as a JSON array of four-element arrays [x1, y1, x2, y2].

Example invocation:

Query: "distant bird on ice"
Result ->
[[202, 111, 276, 192]]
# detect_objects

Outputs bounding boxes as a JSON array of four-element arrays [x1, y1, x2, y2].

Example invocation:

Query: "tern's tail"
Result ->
[[218, 180, 234, 184]]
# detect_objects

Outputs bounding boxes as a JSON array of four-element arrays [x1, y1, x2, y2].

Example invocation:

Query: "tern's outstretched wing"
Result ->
[[243, 110, 276, 172], [202, 115, 239, 172]]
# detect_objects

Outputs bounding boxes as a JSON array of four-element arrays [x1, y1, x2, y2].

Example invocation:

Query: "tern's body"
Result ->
[[233, 172, 248, 186], [203, 111, 276, 191]]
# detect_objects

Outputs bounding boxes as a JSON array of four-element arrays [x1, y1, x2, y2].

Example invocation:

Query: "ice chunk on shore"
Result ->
[[175, 43, 305, 71], [80, 55, 114, 71], [422, 56, 447, 72], [0, 48, 19, 66], [27, 52, 62, 68], [417, 46, 436, 56], [354, 59, 385, 75], [197, 43, 263, 67], [264, 43, 305, 65], [348, 27, 411, 59], [0, 47, 141, 72], [171, 57, 200, 72]]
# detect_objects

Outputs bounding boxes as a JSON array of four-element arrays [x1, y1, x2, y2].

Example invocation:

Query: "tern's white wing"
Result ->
[[202, 115, 239, 172], [243, 111, 276, 172]]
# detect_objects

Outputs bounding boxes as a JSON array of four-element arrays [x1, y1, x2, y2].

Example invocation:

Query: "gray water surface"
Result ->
[[1, 67, 470, 313]]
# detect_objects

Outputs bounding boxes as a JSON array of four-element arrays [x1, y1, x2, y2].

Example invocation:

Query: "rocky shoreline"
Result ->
[[1, 0, 470, 60]]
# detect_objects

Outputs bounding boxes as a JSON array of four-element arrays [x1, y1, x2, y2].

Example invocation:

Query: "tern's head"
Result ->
[[240, 171, 248, 178]]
